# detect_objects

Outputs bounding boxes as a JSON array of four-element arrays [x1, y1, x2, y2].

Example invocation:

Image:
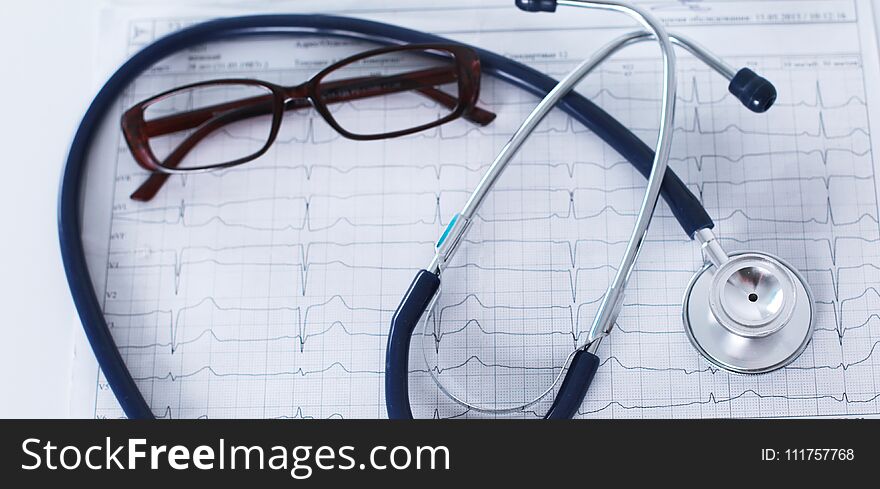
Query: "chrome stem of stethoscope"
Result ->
[[695, 227, 730, 268], [424, 0, 708, 413]]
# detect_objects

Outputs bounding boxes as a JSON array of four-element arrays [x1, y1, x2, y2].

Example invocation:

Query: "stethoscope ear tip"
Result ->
[[729, 67, 777, 113], [514, 0, 558, 13]]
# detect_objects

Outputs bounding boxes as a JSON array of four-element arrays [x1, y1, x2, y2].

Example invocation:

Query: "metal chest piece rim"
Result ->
[[683, 249, 815, 374]]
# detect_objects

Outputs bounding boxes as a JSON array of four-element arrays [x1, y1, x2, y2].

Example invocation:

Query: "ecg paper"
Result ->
[[71, 0, 880, 418]]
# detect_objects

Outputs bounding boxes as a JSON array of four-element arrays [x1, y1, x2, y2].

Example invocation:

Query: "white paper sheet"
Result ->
[[70, 0, 880, 418]]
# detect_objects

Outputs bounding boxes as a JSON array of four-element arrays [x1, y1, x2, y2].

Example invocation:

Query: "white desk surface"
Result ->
[[0, 0, 101, 417]]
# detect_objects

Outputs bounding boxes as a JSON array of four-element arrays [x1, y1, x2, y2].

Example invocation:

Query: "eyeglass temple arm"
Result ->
[[416, 86, 494, 125], [130, 101, 271, 200], [136, 93, 296, 139], [131, 67, 496, 201], [315, 67, 495, 125]]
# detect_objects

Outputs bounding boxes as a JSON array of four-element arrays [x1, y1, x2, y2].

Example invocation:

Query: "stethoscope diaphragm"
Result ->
[[682, 251, 815, 374]]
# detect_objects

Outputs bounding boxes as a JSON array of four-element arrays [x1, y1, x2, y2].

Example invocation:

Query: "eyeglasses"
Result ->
[[121, 43, 496, 202]]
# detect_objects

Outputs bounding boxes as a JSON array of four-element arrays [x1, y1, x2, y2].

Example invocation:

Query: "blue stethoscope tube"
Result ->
[[61, 13, 715, 419]]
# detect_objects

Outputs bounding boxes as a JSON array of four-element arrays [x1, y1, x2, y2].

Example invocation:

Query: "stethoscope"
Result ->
[[59, 1, 814, 420], [386, 0, 815, 419]]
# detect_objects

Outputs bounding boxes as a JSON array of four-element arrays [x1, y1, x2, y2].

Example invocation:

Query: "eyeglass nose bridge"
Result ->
[[280, 83, 314, 110], [283, 83, 311, 102]]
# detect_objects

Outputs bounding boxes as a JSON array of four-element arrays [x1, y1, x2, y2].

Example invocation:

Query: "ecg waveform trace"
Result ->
[[88, 5, 880, 419]]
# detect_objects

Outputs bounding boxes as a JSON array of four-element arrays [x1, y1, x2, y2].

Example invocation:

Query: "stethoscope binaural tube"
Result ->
[[389, 0, 683, 420], [387, 0, 782, 419]]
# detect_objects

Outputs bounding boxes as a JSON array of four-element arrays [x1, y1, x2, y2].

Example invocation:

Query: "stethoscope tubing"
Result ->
[[59, 14, 711, 419]]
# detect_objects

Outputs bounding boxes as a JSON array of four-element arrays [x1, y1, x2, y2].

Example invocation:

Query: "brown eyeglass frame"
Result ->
[[121, 43, 496, 202]]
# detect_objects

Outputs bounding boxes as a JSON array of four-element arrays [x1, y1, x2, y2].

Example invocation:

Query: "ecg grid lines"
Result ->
[[87, 11, 880, 419]]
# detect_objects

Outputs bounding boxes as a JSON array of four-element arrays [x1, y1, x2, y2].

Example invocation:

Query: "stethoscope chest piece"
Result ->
[[683, 251, 815, 374]]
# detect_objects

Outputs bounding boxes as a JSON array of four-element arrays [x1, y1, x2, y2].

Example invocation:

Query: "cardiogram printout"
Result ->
[[70, 0, 880, 418]]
